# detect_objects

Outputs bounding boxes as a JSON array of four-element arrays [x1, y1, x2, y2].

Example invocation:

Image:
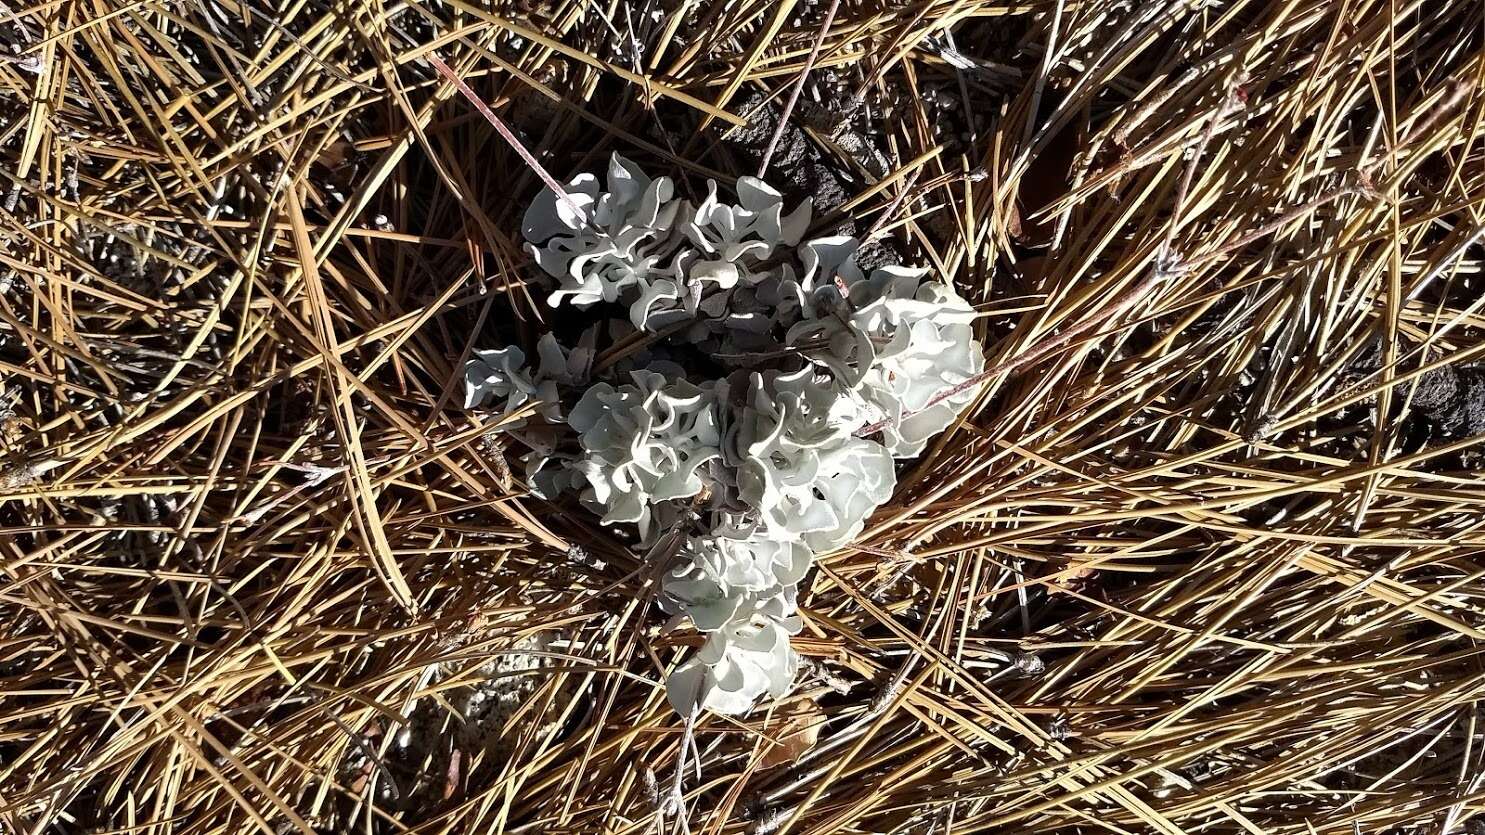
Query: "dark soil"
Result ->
[[1411, 365, 1485, 438]]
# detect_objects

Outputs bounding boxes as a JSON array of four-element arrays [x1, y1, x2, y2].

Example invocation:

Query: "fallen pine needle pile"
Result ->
[[3, 0, 1485, 833]]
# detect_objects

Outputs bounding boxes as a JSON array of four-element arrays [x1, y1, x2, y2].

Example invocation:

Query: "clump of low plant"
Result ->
[[465, 154, 984, 715]]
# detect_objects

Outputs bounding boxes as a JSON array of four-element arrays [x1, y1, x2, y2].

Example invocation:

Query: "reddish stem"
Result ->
[[427, 53, 590, 226], [758, 0, 842, 177]]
